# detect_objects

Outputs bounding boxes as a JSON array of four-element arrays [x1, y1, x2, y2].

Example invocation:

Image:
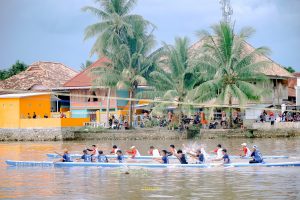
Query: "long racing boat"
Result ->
[[45, 153, 289, 160], [6, 160, 300, 168]]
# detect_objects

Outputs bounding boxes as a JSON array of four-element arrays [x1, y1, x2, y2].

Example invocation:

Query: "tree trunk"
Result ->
[[128, 90, 134, 129], [229, 95, 233, 128], [178, 98, 183, 131], [105, 88, 111, 128]]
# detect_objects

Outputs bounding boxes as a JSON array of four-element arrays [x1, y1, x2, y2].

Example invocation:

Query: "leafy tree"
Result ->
[[83, 0, 156, 128], [192, 22, 271, 127], [139, 37, 198, 124], [284, 66, 295, 73], [93, 19, 158, 128], [82, 0, 151, 56], [0, 60, 27, 80], [80, 60, 93, 71]]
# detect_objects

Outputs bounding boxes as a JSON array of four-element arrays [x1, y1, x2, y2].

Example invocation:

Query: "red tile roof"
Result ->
[[63, 57, 110, 87]]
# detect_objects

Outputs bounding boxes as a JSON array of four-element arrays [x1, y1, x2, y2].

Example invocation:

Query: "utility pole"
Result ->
[[219, 0, 233, 23]]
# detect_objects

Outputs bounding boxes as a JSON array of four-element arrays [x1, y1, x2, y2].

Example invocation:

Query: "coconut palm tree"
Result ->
[[191, 22, 271, 127], [82, 0, 151, 56], [93, 42, 157, 128], [140, 37, 199, 124], [92, 18, 158, 128], [83, 0, 154, 127]]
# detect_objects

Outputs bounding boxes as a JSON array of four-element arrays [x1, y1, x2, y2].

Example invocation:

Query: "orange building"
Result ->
[[0, 92, 89, 128]]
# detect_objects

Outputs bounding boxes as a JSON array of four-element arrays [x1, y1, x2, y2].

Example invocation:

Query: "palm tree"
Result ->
[[140, 37, 199, 124], [92, 17, 157, 128], [80, 60, 93, 71], [191, 22, 271, 127], [83, 0, 154, 128], [82, 0, 151, 56], [93, 42, 157, 128]]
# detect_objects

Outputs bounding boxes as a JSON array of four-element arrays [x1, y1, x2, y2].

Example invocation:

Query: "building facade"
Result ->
[[0, 93, 88, 128]]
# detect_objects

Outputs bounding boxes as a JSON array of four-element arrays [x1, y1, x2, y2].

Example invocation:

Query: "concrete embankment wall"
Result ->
[[199, 129, 300, 139], [0, 128, 185, 141], [0, 128, 75, 141], [73, 129, 185, 140], [1, 125, 300, 141]]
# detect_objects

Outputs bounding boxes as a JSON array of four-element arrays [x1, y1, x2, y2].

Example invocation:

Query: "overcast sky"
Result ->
[[0, 0, 299, 71]]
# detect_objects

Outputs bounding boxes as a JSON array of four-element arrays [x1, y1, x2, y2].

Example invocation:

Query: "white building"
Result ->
[[296, 76, 300, 105]]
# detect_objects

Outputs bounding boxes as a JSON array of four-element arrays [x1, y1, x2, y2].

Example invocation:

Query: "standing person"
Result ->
[[168, 111, 172, 123], [212, 144, 223, 159], [155, 150, 169, 164], [97, 151, 109, 163], [220, 111, 227, 128], [87, 145, 99, 162], [270, 112, 275, 125], [126, 146, 141, 158], [110, 145, 119, 155], [200, 111, 208, 129], [119, 114, 123, 129], [116, 150, 124, 163], [55, 149, 72, 162], [249, 145, 264, 164], [109, 115, 113, 128], [194, 112, 200, 124], [148, 146, 160, 157], [240, 143, 251, 157], [133, 113, 138, 128], [27, 113, 31, 119], [168, 145, 177, 156], [33, 112, 37, 119], [76, 150, 91, 162], [212, 149, 230, 164], [175, 150, 188, 164]]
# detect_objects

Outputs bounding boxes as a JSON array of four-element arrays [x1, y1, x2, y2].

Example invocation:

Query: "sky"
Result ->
[[0, 0, 300, 71]]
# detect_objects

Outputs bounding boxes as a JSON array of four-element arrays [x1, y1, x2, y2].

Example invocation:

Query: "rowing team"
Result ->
[[55, 143, 264, 165]]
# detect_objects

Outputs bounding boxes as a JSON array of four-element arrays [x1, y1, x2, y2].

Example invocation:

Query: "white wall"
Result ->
[[296, 78, 300, 105]]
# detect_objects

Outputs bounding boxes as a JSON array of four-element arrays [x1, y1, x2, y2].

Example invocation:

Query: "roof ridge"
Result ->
[[31, 61, 78, 73], [63, 57, 108, 87]]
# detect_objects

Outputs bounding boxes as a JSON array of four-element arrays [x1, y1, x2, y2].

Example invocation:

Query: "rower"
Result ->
[[126, 146, 141, 158], [212, 149, 230, 164], [110, 145, 119, 155], [155, 150, 169, 164], [116, 150, 124, 163], [240, 143, 251, 157], [212, 144, 223, 159], [188, 149, 205, 164], [98, 150, 108, 163], [148, 146, 160, 157], [249, 145, 264, 164], [87, 145, 99, 162], [76, 149, 91, 162], [168, 145, 177, 156], [55, 149, 72, 162], [175, 149, 188, 164]]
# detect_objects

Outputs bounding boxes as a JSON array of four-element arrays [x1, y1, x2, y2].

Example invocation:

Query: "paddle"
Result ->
[[54, 151, 63, 157]]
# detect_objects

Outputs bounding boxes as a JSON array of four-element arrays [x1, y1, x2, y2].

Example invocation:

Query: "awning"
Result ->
[[51, 95, 61, 101]]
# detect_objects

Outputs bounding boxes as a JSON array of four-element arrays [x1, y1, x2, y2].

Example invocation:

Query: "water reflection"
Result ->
[[0, 138, 300, 199]]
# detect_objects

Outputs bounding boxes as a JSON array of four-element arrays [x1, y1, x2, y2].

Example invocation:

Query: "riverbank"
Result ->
[[1, 126, 300, 141]]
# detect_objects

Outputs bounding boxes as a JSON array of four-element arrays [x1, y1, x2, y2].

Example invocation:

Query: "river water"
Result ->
[[0, 138, 300, 199]]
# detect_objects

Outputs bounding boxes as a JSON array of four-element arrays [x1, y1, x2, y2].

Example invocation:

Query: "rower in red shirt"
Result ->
[[240, 143, 251, 157], [126, 146, 141, 158]]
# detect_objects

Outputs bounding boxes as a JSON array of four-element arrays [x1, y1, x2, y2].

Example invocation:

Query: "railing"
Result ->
[[84, 122, 105, 128]]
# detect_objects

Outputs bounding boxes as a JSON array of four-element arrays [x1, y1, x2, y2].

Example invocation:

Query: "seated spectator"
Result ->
[[33, 112, 37, 119]]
